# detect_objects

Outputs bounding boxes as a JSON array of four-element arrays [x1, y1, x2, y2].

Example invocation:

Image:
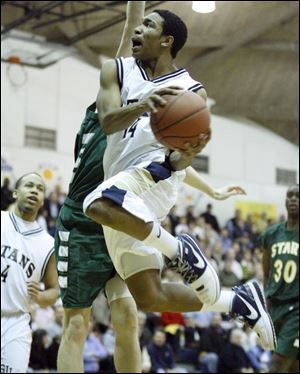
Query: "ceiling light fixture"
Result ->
[[192, 1, 216, 13]]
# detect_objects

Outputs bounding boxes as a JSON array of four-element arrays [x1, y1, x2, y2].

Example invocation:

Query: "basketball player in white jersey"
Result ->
[[83, 10, 276, 351], [1, 173, 59, 373]]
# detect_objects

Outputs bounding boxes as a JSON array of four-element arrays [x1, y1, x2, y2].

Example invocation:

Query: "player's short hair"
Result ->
[[153, 9, 188, 58], [154, 327, 166, 335], [15, 172, 45, 190]]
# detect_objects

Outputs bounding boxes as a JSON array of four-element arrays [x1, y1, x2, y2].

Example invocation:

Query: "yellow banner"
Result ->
[[235, 201, 277, 222]]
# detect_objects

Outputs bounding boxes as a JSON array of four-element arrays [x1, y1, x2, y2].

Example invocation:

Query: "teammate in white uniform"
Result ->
[[1, 173, 59, 373], [83, 10, 276, 350]]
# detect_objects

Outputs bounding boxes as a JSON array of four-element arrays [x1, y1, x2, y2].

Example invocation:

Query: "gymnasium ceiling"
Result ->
[[1, 1, 299, 145]]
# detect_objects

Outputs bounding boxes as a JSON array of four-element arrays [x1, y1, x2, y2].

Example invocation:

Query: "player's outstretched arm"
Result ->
[[27, 254, 59, 308], [116, 1, 145, 58], [183, 166, 247, 200], [96, 1, 145, 125]]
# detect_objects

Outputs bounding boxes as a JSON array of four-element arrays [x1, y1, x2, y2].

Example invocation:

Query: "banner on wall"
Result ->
[[235, 200, 277, 222], [37, 162, 63, 191]]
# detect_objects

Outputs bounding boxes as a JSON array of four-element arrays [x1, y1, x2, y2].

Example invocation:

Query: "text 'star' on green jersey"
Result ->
[[260, 222, 299, 302]]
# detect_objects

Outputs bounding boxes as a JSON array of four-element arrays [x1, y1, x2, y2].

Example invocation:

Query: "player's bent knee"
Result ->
[[112, 304, 138, 333], [67, 314, 88, 343]]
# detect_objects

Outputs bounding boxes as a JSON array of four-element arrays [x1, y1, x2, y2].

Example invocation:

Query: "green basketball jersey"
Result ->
[[260, 222, 299, 301], [68, 103, 106, 203]]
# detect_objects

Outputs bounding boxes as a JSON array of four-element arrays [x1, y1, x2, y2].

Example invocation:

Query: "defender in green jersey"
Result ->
[[54, 3, 145, 373], [261, 184, 299, 372]]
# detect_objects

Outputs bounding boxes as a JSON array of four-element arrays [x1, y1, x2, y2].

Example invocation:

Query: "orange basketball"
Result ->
[[150, 91, 210, 150]]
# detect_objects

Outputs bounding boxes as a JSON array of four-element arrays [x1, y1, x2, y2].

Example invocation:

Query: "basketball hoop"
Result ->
[[6, 55, 28, 87]]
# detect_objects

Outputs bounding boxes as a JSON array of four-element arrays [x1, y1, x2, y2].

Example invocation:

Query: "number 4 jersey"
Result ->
[[1, 211, 54, 314], [260, 222, 299, 302]]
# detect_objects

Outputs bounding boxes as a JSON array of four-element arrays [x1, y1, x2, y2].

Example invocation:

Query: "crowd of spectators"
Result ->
[[2, 177, 279, 373]]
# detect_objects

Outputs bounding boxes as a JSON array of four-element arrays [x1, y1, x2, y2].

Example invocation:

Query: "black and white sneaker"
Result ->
[[231, 280, 277, 351], [167, 234, 220, 305]]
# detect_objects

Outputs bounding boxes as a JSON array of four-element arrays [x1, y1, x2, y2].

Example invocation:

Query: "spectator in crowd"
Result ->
[[37, 207, 49, 232], [137, 311, 153, 373], [240, 250, 255, 281], [233, 218, 248, 241], [44, 191, 62, 228], [28, 329, 50, 372], [219, 228, 233, 256], [54, 183, 66, 206], [47, 334, 61, 371], [31, 305, 55, 331], [246, 330, 272, 373], [244, 213, 253, 235], [175, 316, 201, 369], [174, 216, 189, 235], [203, 247, 219, 273], [219, 259, 241, 288], [141, 345, 152, 373], [147, 328, 188, 373], [160, 311, 185, 329], [1, 177, 14, 210], [47, 217, 57, 238], [186, 206, 196, 225], [184, 310, 213, 332], [102, 322, 117, 371], [201, 203, 220, 233], [205, 222, 220, 249], [198, 313, 229, 373], [256, 211, 268, 233], [83, 320, 108, 373], [138, 310, 153, 350], [253, 247, 263, 263], [248, 223, 260, 249], [160, 311, 185, 355], [226, 209, 242, 238], [253, 262, 264, 286], [91, 292, 111, 328], [188, 220, 205, 242], [218, 328, 254, 373], [211, 240, 223, 266], [221, 248, 244, 280]]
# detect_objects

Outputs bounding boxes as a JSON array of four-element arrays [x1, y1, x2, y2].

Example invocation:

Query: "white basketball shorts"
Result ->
[[1, 313, 32, 373], [83, 163, 185, 279]]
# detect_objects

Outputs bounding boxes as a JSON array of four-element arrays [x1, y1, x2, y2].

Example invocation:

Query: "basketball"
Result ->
[[150, 90, 210, 150]]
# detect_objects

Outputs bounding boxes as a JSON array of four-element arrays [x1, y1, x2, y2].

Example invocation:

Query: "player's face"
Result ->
[[14, 174, 45, 215], [285, 185, 299, 217], [131, 13, 170, 60]]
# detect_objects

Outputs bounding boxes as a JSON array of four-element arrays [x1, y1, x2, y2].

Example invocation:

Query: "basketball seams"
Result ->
[[154, 106, 208, 134], [152, 91, 186, 126], [150, 90, 210, 150]]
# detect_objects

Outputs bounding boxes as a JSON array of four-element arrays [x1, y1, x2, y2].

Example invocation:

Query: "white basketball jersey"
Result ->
[[103, 57, 204, 179], [1, 211, 54, 314]]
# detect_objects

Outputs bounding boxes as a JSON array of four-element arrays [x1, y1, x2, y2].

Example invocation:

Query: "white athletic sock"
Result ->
[[143, 221, 179, 260], [201, 290, 234, 313]]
